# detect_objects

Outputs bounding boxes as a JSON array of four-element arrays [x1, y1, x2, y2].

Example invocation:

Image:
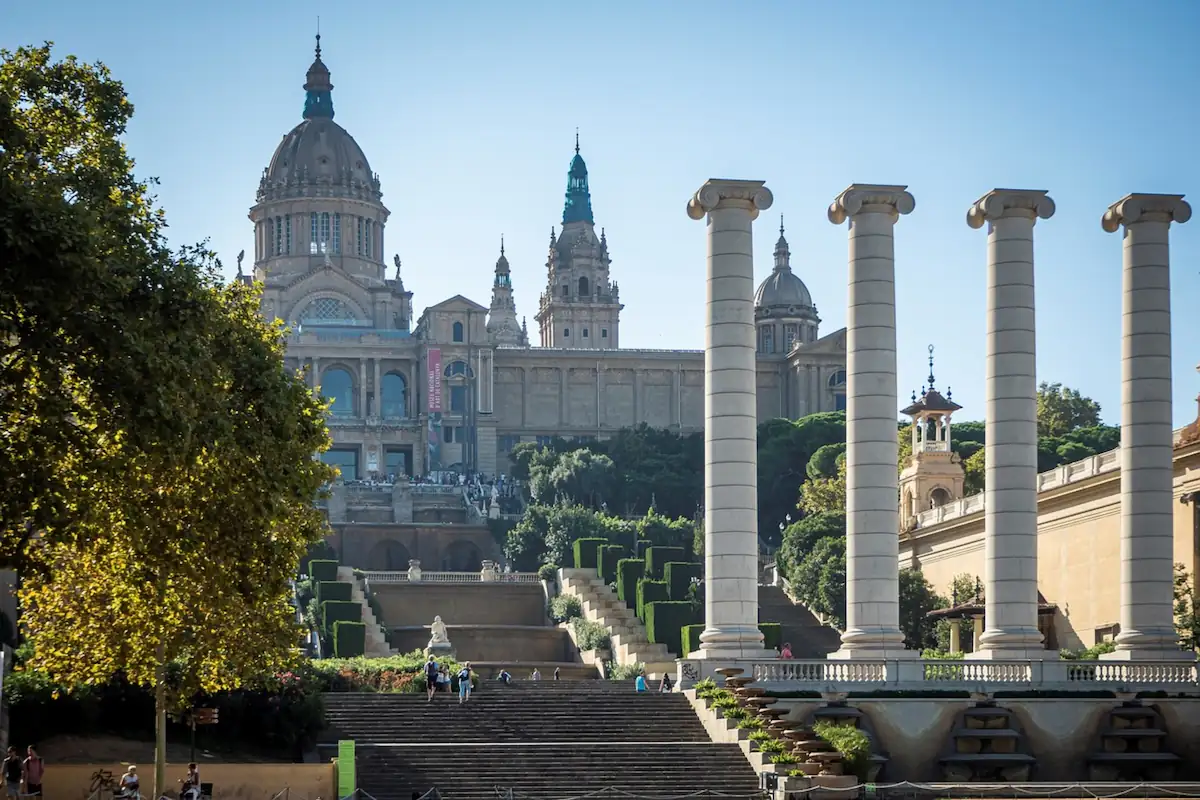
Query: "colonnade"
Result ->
[[688, 178, 1192, 662]]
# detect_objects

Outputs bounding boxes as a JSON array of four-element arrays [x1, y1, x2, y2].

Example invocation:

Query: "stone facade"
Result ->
[[248, 41, 847, 480]]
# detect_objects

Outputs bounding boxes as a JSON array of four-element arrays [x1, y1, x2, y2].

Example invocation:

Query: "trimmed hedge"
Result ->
[[644, 546, 686, 579], [308, 559, 339, 583], [316, 580, 353, 605], [663, 562, 702, 601], [636, 578, 669, 621], [635, 539, 652, 559], [644, 601, 700, 658], [321, 600, 361, 636], [333, 621, 367, 658], [759, 622, 782, 653], [681, 623, 705, 657], [616, 558, 645, 610], [573, 537, 609, 570], [598, 544, 628, 585]]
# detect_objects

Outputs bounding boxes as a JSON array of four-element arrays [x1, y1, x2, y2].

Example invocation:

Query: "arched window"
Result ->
[[759, 326, 775, 354], [381, 373, 408, 418], [332, 213, 342, 254], [444, 360, 473, 378], [452, 321, 464, 342], [320, 212, 331, 253], [297, 297, 359, 326], [828, 370, 847, 387], [578, 276, 590, 296], [930, 487, 952, 508], [320, 367, 355, 416], [310, 213, 319, 254]]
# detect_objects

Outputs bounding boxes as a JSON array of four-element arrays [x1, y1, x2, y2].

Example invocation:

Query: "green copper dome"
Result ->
[[562, 134, 594, 225]]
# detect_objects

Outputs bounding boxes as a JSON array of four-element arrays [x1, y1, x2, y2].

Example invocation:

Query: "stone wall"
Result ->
[[324, 524, 495, 572], [373, 583, 548, 628], [390, 624, 573, 662], [777, 698, 1200, 782]]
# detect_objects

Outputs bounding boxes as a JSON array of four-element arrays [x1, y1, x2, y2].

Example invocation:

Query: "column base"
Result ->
[[974, 627, 1046, 659], [694, 624, 769, 660], [827, 627, 914, 660], [827, 646, 917, 661], [689, 647, 776, 660]]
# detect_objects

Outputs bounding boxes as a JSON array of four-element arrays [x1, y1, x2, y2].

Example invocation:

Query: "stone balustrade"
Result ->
[[360, 570, 540, 584]]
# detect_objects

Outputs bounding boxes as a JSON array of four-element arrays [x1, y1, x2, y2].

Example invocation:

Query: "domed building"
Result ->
[[251, 38, 847, 497]]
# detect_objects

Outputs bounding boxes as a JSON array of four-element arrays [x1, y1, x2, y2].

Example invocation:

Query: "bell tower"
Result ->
[[900, 345, 965, 530]]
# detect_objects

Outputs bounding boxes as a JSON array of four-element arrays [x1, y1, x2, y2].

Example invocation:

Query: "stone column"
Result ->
[[374, 358, 382, 416], [686, 178, 773, 659], [1100, 193, 1192, 661], [966, 189, 1055, 660], [359, 360, 368, 417], [827, 185, 915, 659]]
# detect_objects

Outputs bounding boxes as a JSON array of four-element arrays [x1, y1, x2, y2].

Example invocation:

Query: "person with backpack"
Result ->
[[424, 656, 439, 703], [457, 662, 473, 705]]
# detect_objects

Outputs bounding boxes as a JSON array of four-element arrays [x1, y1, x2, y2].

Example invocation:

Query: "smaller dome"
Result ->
[[755, 270, 813, 309]]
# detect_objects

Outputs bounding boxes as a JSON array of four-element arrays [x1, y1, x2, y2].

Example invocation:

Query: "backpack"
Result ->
[[458, 668, 470, 682], [425, 661, 438, 680]]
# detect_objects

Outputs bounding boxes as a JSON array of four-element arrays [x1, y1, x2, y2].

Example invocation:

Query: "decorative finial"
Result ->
[[500, 234, 505, 256], [911, 390, 917, 403], [927, 344, 936, 389], [315, 17, 321, 58], [780, 214, 785, 237], [946, 386, 953, 400], [392, 254, 402, 279], [575, 128, 580, 155], [236, 249, 245, 277]]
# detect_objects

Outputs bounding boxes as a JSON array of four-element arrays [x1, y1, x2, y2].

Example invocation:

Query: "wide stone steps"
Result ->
[[354, 743, 761, 800], [561, 570, 678, 676], [758, 585, 841, 658]]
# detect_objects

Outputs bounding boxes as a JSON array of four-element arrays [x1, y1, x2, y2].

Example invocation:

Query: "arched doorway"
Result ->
[[930, 487, 952, 508], [367, 539, 412, 571], [443, 540, 482, 572]]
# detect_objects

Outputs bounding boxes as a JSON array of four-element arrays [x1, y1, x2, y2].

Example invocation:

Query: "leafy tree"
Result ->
[[534, 449, 615, 510], [798, 454, 847, 516], [962, 448, 987, 495], [1037, 382, 1103, 438], [1175, 563, 1200, 652], [790, 536, 847, 629], [807, 443, 846, 480], [635, 508, 694, 552], [776, 511, 845, 579], [757, 413, 846, 544], [899, 568, 948, 650]]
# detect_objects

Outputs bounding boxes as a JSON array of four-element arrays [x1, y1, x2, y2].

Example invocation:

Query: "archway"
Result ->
[[443, 540, 482, 572], [367, 539, 412, 571], [381, 372, 408, 418], [320, 367, 355, 416], [930, 487, 952, 508]]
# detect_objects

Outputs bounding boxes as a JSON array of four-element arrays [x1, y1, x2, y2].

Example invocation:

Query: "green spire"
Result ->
[[562, 130, 594, 225], [303, 33, 335, 120]]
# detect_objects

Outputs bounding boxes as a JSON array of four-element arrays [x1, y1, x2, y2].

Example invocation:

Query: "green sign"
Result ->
[[337, 740, 356, 798]]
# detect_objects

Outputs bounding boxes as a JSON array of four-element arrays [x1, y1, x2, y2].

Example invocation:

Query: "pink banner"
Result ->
[[427, 348, 443, 413]]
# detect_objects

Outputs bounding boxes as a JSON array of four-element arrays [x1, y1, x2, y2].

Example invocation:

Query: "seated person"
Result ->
[[179, 763, 200, 800], [497, 669, 512, 684], [118, 766, 139, 797]]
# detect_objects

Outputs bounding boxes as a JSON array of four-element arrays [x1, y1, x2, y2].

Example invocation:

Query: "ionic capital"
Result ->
[[966, 189, 1055, 230], [687, 179, 774, 221], [827, 184, 915, 225], [1101, 193, 1192, 233]]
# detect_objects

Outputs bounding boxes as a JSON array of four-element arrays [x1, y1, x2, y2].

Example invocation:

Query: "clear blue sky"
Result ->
[[7, 1, 1200, 426]]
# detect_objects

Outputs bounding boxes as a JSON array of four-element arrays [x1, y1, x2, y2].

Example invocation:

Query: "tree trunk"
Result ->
[[154, 643, 167, 800]]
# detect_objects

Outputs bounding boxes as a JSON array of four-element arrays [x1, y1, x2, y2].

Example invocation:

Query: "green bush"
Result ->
[[573, 537, 609, 569], [316, 581, 353, 605], [616, 558, 644, 610], [548, 593, 583, 623], [759, 622, 782, 652], [681, 623, 705, 656], [308, 559, 339, 583], [644, 546, 686, 579], [663, 561, 702, 600], [571, 618, 611, 651], [636, 578, 669, 620], [813, 721, 872, 781], [537, 563, 559, 582], [333, 621, 366, 658], [321, 600, 361, 636], [598, 544, 628, 585], [644, 600, 700, 657]]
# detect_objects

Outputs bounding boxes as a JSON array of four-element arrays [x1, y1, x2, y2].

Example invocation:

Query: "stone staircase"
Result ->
[[758, 585, 841, 658], [560, 568, 677, 678], [321, 681, 760, 800], [337, 567, 391, 657]]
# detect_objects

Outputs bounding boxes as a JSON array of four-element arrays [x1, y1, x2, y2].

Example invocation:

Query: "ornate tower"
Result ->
[[899, 346, 965, 530], [535, 135, 623, 349], [754, 217, 820, 354], [487, 238, 524, 345]]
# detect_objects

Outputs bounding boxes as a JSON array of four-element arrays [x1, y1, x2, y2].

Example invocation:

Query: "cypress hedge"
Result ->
[[333, 621, 367, 658], [616, 558, 645, 610], [644, 546, 685, 579], [636, 578, 669, 621], [321, 600, 361, 636], [573, 537, 609, 570], [316, 580, 353, 605], [598, 544, 628, 585], [681, 623, 705, 657], [759, 622, 783, 652], [663, 562, 702, 601], [644, 601, 700, 658], [308, 559, 339, 583]]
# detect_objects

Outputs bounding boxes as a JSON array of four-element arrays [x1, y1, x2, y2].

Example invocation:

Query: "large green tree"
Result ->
[[1037, 381, 1103, 438]]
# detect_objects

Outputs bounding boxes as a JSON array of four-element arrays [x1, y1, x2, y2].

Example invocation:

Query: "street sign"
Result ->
[[337, 740, 356, 798], [194, 708, 219, 725]]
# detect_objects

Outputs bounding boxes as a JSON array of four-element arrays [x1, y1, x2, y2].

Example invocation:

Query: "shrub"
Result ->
[[693, 677, 717, 696], [636, 578, 669, 620], [571, 618, 611, 651], [664, 561, 702, 601], [598, 544, 628, 585], [813, 721, 871, 781], [308, 559, 339, 583], [616, 558, 645, 610], [921, 648, 965, 660], [645, 546, 686, 579], [759, 622, 782, 652], [332, 621, 366, 658], [573, 537, 609, 569], [1060, 640, 1117, 660], [721, 706, 749, 720], [316, 581, 353, 605], [643, 600, 700, 657], [738, 716, 765, 730], [548, 593, 583, 623], [748, 729, 772, 742], [681, 624, 705, 656], [537, 563, 559, 582], [757, 738, 787, 754], [321, 600, 361, 639], [769, 752, 799, 765], [606, 661, 644, 681], [314, 650, 472, 693]]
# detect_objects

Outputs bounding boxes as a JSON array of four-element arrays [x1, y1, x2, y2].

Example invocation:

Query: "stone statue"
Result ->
[[407, 559, 422, 582], [429, 615, 449, 644]]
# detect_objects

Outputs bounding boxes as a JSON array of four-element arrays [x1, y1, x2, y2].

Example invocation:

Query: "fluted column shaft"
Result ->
[[1101, 193, 1193, 661], [967, 189, 1055, 660], [687, 179, 774, 659], [827, 184, 914, 659]]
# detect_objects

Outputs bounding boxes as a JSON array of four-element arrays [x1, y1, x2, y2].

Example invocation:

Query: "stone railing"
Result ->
[[410, 485, 465, 496], [727, 657, 1200, 692], [914, 449, 1120, 529], [360, 570, 540, 584]]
